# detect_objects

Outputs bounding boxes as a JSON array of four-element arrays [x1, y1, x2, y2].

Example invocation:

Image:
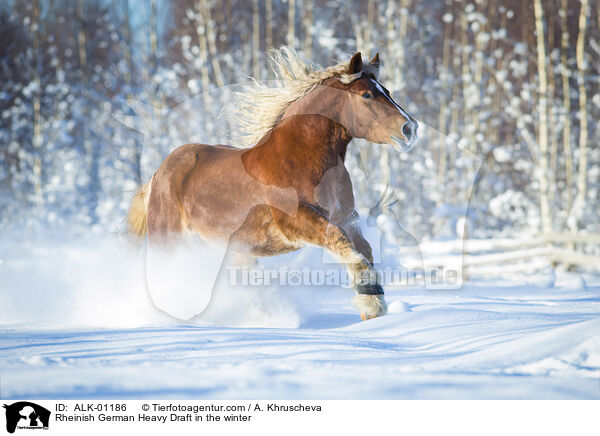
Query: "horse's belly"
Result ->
[[228, 205, 303, 256]]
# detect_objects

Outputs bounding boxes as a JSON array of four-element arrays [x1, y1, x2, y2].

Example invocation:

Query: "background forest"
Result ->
[[0, 0, 598, 263]]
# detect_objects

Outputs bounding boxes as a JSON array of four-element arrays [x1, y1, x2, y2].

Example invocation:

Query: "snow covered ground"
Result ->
[[1, 237, 599, 399]]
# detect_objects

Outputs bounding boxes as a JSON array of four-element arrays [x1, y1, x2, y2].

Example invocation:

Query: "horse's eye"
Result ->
[[362, 92, 372, 100]]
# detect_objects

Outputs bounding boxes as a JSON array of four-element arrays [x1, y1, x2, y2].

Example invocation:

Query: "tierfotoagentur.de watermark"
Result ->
[[227, 265, 461, 289]]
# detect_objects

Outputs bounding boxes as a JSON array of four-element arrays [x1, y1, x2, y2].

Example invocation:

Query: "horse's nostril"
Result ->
[[402, 123, 412, 140]]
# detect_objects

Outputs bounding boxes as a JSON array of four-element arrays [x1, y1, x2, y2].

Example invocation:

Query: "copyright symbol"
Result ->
[[142, 404, 150, 411]]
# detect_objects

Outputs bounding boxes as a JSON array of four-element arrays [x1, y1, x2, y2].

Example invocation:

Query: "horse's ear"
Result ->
[[348, 52, 363, 74], [370, 53, 380, 69]]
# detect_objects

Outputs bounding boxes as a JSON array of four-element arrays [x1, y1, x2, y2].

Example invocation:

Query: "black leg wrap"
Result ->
[[356, 283, 384, 295]]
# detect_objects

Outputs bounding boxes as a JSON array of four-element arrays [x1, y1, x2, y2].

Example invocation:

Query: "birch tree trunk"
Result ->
[[472, 4, 486, 156], [379, 0, 397, 187], [150, 0, 158, 73], [559, 0, 574, 216], [252, 0, 260, 79], [202, 0, 225, 87], [532, 0, 552, 234], [449, 0, 461, 197], [303, 0, 313, 58], [78, 0, 99, 224], [570, 0, 590, 232], [265, 0, 273, 49], [437, 0, 452, 189], [459, 10, 472, 152], [396, 0, 410, 91], [194, 0, 211, 102], [123, 0, 142, 185], [364, 0, 375, 52], [287, 0, 295, 48], [192, 0, 214, 141], [546, 1, 559, 204], [31, 0, 42, 197], [486, 3, 500, 149]]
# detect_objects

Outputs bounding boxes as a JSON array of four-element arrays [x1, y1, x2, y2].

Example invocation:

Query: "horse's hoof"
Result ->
[[360, 312, 377, 321], [353, 294, 388, 319]]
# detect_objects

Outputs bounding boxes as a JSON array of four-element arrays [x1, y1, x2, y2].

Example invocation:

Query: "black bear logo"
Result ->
[[3, 402, 50, 434]]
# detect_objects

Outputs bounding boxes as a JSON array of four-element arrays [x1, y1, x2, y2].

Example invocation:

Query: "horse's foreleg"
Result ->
[[338, 214, 386, 320], [340, 211, 374, 265], [272, 204, 387, 319]]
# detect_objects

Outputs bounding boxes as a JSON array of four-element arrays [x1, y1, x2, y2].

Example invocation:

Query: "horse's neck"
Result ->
[[270, 114, 351, 164], [276, 83, 351, 162], [242, 85, 353, 186], [326, 118, 352, 161], [242, 114, 351, 189], [241, 115, 353, 204]]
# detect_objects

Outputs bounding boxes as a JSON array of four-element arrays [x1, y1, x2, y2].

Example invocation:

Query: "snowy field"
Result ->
[[0, 237, 599, 399]]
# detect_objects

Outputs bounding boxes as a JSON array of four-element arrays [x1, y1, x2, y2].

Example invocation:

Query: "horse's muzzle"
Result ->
[[391, 120, 418, 152], [391, 135, 416, 152]]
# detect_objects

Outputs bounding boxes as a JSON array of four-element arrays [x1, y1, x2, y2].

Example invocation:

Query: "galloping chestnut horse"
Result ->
[[128, 48, 418, 320]]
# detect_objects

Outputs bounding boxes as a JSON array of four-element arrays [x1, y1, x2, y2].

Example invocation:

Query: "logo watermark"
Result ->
[[3, 402, 50, 434]]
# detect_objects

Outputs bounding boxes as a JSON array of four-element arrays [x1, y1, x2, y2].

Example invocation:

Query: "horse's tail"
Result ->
[[127, 177, 152, 237]]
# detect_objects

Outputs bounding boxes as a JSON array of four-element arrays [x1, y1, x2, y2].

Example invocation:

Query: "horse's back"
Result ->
[[154, 142, 247, 183]]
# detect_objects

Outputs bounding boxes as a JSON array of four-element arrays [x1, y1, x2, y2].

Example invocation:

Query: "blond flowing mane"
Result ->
[[232, 47, 379, 147]]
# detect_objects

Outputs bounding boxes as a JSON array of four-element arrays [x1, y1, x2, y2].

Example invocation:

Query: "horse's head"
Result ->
[[329, 52, 418, 151]]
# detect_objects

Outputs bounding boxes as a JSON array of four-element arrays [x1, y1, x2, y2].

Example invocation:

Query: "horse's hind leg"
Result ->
[[272, 204, 386, 319], [146, 175, 187, 242]]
